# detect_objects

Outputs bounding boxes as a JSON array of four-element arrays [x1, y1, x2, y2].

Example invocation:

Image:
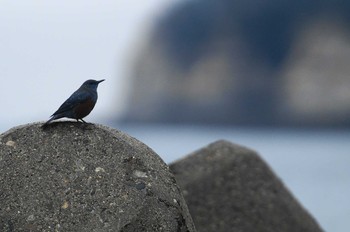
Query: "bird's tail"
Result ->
[[41, 116, 56, 128]]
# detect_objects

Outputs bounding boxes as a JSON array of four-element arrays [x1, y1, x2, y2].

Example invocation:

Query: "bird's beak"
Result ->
[[98, 79, 105, 84]]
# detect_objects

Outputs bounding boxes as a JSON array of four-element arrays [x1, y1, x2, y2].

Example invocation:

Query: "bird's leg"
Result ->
[[76, 118, 86, 123]]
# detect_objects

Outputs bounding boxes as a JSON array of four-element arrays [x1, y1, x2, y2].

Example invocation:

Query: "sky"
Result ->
[[0, 0, 179, 132]]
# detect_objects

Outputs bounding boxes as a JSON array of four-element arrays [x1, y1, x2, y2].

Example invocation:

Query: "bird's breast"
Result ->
[[74, 98, 96, 119]]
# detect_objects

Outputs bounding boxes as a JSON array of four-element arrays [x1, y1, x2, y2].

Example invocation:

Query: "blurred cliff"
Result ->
[[121, 0, 350, 127]]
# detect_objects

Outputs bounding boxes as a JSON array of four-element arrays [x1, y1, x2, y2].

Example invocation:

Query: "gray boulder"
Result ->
[[170, 140, 323, 232], [0, 122, 196, 232]]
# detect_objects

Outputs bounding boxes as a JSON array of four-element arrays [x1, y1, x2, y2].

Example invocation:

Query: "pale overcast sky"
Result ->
[[0, 0, 178, 131]]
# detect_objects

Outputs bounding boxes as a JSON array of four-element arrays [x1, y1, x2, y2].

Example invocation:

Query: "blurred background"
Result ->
[[1, 0, 350, 231]]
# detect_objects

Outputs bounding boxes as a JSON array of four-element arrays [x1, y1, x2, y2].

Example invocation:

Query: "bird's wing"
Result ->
[[51, 90, 91, 116]]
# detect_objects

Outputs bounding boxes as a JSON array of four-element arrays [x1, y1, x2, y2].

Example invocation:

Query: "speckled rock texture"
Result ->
[[170, 140, 323, 232], [0, 122, 196, 232]]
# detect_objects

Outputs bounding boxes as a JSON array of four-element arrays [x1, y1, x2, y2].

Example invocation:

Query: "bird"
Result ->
[[43, 79, 104, 126]]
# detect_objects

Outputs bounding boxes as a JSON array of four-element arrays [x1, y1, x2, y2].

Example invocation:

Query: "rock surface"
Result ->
[[0, 122, 196, 232], [170, 140, 323, 232]]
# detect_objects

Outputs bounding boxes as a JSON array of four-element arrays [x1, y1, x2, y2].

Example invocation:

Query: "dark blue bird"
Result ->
[[44, 79, 104, 125]]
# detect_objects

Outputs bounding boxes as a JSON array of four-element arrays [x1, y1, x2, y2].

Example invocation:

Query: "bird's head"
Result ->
[[82, 79, 105, 90]]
